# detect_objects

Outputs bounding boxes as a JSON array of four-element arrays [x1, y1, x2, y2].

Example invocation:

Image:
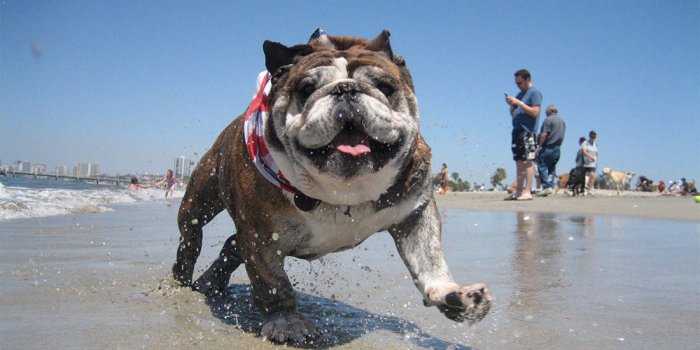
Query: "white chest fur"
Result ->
[[288, 192, 423, 259]]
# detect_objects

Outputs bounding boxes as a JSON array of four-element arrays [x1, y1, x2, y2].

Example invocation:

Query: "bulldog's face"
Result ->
[[264, 32, 420, 205]]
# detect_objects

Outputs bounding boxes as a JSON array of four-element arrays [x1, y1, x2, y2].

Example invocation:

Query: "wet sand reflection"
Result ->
[[1, 204, 698, 349]]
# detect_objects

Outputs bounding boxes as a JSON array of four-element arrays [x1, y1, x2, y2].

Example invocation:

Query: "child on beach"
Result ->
[[154, 169, 178, 200]]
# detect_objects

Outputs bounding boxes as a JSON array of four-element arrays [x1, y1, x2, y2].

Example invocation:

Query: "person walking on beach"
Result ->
[[505, 69, 542, 201], [536, 105, 566, 196], [155, 169, 178, 200], [438, 163, 450, 195], [582, 130, 598, 195]]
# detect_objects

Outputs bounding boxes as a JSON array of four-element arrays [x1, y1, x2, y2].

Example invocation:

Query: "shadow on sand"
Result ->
[[204, 284, 472, 349]]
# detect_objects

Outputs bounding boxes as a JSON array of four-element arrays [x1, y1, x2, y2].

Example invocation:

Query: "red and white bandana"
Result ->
[[243, 71, 298, 194]]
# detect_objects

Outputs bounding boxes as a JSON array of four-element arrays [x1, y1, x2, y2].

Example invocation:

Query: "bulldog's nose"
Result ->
[[331, 82, 358, 99]]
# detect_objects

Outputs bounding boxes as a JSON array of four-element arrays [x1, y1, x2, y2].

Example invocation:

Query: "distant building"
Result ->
[[55, 165, 70, 176], [74, 162, 101, 177], [174, 156, 193, 179], [32, 163, 46, 174], [12, 160, 31, 173]]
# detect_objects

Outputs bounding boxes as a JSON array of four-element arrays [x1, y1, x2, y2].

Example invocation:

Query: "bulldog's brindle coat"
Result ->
[[173, 31, 491, 343]]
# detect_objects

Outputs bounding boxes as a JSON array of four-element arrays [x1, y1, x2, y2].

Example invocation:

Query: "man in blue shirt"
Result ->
[[505, 69, 542, 201]]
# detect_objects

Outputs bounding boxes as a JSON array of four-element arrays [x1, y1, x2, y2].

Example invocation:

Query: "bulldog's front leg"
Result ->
[[389, 199, 492, 323], [243, 240, 317, 343]]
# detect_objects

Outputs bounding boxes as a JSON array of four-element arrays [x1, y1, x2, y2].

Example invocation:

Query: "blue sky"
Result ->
[[2, 1, 698, 185]]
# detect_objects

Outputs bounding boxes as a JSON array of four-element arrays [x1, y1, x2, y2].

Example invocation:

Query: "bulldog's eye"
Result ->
[[376, 82, 396, 98], [296, 83, 316, 102]]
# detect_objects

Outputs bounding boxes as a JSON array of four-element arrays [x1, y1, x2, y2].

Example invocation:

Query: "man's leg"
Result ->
[[515, 160, 527, 194], [537, 158, 550, 189], [588, 170, 596, 192], [524, 160, 534, 196], [548, 148, 560, 189], [515, 160, 534, 200]]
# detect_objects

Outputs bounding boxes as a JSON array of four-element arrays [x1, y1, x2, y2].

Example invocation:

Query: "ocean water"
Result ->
[[0, 176, 182, 221]]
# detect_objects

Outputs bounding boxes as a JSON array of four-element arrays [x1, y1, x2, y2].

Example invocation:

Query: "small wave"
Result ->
[[0, 179, 184, 221]]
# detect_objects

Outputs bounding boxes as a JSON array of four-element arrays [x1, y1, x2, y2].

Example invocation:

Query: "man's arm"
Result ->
[[518, 101, 540, 118]]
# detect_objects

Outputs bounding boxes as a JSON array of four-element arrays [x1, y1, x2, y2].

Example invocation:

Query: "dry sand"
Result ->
[[1, 192, 699, 349]]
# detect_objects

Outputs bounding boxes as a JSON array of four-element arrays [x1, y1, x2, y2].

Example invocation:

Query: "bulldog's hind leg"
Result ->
[[193, 233, 244, 297], [389, 199, 492, 324], [173, 171, 225, 287]]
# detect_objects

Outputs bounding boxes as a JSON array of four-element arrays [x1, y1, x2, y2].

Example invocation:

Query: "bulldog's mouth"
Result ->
[[332, 125, 372, 157], [297, 123, 402, 175]]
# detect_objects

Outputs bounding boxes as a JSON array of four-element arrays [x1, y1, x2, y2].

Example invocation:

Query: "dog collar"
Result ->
[[243, 71, 320, 212]]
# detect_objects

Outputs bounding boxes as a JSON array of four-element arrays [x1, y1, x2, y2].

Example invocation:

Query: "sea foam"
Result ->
[[0, 179, 183, 221]]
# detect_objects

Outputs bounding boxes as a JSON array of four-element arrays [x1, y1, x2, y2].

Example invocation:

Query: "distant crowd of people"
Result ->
[[639, 176, 696, 195]]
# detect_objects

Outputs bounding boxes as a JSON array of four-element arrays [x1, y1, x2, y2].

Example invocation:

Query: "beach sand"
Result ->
[[1, 193, 699, 349], [436, 190, 700, 222]]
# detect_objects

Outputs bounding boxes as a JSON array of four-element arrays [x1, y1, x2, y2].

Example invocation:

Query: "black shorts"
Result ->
[[511, 129, 536, 161]]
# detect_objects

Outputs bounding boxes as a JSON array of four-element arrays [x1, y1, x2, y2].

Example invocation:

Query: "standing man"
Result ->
[[536, 105, 566, 196], [505, 69, 542, 201], [581, 130, 598, 195]]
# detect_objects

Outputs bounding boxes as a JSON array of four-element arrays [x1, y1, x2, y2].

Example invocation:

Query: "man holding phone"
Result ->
[[505, 69, 542, 201]]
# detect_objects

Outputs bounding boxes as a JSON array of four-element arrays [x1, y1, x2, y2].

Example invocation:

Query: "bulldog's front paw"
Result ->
[[427, 283, 492, 323], [260, 312, 317, 344]]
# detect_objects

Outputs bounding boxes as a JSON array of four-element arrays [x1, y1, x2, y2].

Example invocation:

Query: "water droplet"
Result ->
[[272, 232, 279, 241]]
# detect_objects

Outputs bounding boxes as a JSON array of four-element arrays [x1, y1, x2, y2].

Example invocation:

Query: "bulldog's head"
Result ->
[[262, 31, 421, 206]]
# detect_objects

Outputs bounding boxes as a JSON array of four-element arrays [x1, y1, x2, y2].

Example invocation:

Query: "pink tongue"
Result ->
[[333, 133, 372, 157], [336, 144, 371, 156]]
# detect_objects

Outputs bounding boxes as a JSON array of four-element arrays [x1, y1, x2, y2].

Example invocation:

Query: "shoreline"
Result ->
[[435, 190, 700, 222]]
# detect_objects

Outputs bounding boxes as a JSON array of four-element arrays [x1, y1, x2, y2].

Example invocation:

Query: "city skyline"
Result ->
[[1, 155, 194, 178]]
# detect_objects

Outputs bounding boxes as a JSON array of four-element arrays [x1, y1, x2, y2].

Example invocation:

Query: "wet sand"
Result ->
[[436, 190, 700, 222], [1, 194, 699, 349]]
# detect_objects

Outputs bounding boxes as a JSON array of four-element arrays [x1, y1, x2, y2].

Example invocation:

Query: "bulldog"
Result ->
[[173, 30, 491, 343]]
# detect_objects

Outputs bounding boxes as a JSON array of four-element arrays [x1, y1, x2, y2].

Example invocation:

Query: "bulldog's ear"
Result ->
[[263, 41, 312, 75], [366, 30, 393, 59]]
